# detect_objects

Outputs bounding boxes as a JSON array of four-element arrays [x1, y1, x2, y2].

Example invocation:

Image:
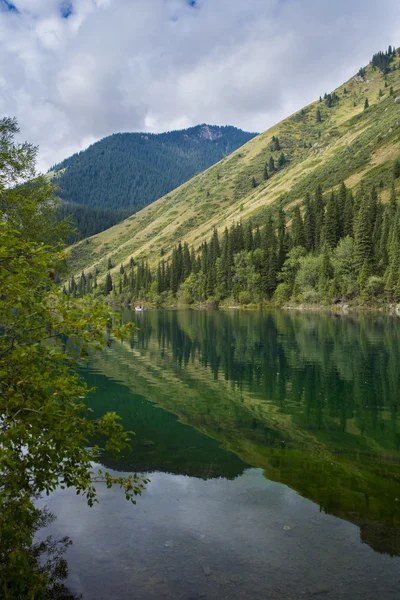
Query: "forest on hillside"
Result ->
[[66, 159, 400, 307], [51, 125, 256, 211]]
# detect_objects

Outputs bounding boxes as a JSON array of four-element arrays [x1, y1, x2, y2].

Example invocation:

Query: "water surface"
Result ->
[[44, 310, 400, 599]]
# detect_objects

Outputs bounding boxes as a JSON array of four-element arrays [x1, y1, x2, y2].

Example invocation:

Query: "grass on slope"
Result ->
[[68, 57, 400, 281]]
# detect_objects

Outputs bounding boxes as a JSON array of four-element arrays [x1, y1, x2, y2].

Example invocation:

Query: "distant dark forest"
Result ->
[[52, 125, 256, 237]]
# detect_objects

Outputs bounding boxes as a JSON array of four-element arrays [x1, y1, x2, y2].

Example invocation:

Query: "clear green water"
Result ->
[[44, 310, 400, 599]]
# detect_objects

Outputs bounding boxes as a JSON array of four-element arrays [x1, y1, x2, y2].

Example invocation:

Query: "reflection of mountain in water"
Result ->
[[86, 309, 400, 557], [84, 369, 247, 480]]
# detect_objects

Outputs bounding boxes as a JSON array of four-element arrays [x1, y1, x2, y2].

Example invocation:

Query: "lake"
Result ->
[[43, 309, 400, 599]]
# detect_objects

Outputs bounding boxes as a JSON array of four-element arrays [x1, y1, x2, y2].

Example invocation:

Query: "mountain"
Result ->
[[68, 48, 400, 290], [51, 124, 256, 213]]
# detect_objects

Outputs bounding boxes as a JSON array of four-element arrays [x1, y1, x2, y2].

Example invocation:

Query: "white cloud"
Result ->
[[1, 0, 399, 171]]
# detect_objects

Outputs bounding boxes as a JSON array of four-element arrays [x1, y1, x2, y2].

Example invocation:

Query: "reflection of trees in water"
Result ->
[[127, 310, 400, 452], [113, 309, 400, 556]]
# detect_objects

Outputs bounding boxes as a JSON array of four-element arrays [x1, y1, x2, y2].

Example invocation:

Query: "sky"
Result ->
[[1, 0, 400, 172]]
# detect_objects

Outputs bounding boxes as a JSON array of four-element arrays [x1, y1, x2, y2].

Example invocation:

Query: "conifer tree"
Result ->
[[253, 227, 261, 250], [105, 272, 113, 295], [269, 156, 275, 172], [313, 186, 325, 251], [343, 190, 354, 238], [277, 152, 286, 168], [245, 221, 254, 252], [364, 98, 369, 110], [320, 244, 333, 290], [263, 164, 269, 180], [261, 214, 278, 297], [323, 192, 339, 248], [291, 205, 305, 248], [251, 176, 257, 188], [277, 202, 287, 269], [354, 190, 374, 280], [182, 242, 192, 280], [303, 193, 315, 252], [316, 109, 322, 123]]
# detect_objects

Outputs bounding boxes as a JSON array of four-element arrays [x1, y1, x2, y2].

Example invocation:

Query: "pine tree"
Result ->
[[320, 244, 333, 290], [343, 190, 354, 238], [354, 191, 374, 280], [244, 222, 254, 252], [303, 193, 315, 252], [316, 109, 322, 123], [105, 272, 113, 295], [394, 159, 400, 179], [253, 226, 261, 250], [291, 205, 305, 248], [323, 192, 339, 248], [277, 152, 286, 168], [251, 176, 257, 188], [364, 98, 369, 110], [263, 164, 269, 180], [182, 242, 192, 280], [269, 156, 275, 172], [313, 186, 325, 251], [261, 214, 278, 297], [277, 202, 287, 269]]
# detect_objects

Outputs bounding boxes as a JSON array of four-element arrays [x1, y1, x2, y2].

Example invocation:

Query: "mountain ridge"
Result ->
[[51, 123, 257, 212], [67, 49, 400, 285]]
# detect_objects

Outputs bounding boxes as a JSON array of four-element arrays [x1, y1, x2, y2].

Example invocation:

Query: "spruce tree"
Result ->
[[182, 242, 192, 280], [291, 205, 305, 248], [251, 176, 257, 188], [313, 186, 325, 251], [319, 244, 333, 291], [277, 202, 287, 269], [269, 156, 275, 172], [105, 272, 113, 295], [354, 191, 374, 280], [364, 98, 369, 110], [303, 193, 315, 252], [245, 222, 254, 252], [277, 152, 286, 168], [343, 190, 354, 238], [261, 214, 278, 297], [323, 192, 338, 248], [263, 164, 269, 180], [316, 109, 322, 123]]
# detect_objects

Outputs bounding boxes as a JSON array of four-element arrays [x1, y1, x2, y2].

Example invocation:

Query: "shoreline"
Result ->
[[112, 298, 400, 315]]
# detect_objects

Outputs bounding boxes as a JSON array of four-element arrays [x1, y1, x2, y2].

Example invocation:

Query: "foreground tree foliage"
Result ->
[[0, 118, 147, 598]]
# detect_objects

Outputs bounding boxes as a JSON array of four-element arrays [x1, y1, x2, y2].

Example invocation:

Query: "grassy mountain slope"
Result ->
[[69, 54, 400, 281], [52, 124, 256, 212]]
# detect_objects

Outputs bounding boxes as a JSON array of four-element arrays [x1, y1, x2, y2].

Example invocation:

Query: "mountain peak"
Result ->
[[199, 125, 223, 141]]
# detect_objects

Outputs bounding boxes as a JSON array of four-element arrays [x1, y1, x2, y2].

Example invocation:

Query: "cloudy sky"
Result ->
[[1, 0, 400, 171]]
